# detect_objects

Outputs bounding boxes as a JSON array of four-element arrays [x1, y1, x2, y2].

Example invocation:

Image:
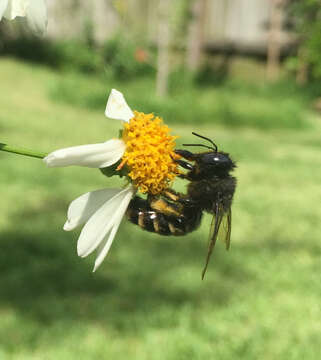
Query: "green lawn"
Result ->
[[0, 58, 320, 359]]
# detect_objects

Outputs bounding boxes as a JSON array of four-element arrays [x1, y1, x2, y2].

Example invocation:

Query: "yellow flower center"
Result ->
[[120, 111, 179, 195]]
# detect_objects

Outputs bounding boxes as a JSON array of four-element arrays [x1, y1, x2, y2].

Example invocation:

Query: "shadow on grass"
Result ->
[[0, 206, 253, 336]]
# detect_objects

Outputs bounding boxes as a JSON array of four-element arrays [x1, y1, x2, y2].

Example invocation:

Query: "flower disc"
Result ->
[[121, 111, 179, 195]]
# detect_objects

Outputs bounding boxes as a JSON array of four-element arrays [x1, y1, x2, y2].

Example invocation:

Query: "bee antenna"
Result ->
[[192, 132, 218, 152], [183, 143, 214, 151]]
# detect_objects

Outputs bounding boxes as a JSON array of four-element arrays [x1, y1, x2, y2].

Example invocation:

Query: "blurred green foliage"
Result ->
[[0, 33, 154, 78], [49, 67, 314, 130], [0, 58, 320, 360], [102, 34, 155, 79], [286, 0, 321, 80], [1, 28, 318, 130], [0, 35, 101, 72]]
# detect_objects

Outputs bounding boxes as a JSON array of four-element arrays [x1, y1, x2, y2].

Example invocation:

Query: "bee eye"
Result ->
[[201, 152, 232, 167], [201, 153, 220, 164]]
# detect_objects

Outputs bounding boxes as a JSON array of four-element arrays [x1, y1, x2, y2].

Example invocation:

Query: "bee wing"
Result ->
[[201, 204, 232, 279], [219, 207, 232, 250]]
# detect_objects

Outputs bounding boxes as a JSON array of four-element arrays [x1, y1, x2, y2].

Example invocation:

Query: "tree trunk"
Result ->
[[186, 0, 207, 71], [266, 0, 285, 81], [296, 46, 308, 85], [156, 0, 171, 97]]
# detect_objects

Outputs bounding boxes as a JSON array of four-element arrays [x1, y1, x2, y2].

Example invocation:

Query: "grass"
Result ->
[[48, 65, 316, 131], [0, 57, 320, 359]]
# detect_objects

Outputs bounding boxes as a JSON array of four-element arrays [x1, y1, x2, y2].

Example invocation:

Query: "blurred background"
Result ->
[[0, 0, 320, 359]]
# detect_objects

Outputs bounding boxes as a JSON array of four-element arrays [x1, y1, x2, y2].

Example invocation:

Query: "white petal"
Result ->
[[43, 139, 125, 168], [77, 185, 134, 258], [0, 0, 9, 20], [3, 0, 27, 20], [64, 188, 121, 231], [93, 185, 134, 272], [26, 0, 47, 34], [105, 89, 134, 123]]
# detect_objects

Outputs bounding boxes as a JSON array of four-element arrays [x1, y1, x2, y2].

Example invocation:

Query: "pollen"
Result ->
[[121, 111, 179, 195]]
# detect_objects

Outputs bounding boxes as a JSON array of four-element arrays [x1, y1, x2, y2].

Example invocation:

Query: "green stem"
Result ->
[[0, 143, 47, 160]]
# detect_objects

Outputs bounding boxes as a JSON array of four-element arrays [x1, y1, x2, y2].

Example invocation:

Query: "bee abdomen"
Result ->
[[126, 197, 187, 236]]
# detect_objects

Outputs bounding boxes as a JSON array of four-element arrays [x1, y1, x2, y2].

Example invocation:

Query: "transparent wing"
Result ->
[[219, 207, 232, 250], [201, 204, 232, 279]]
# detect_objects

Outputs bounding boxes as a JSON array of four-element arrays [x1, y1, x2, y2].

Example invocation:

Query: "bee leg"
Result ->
[[177, 173, 191, 180], [163, 189, 198, 207], [148, 195, 182, 217], [175, 159, 194, 171], [162, 188, 186, 202], [175, 149, 196, 161]]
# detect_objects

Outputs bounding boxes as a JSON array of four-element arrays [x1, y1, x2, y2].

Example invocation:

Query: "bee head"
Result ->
[[183, 132, 236, 176], [198, 151, 235, 173]]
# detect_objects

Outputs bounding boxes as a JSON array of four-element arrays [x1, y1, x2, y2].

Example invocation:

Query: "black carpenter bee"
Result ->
[[126, 132, 237, 278]]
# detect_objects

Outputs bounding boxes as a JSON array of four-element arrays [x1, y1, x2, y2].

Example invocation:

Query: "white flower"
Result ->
[[44, 89, 179, 271], [44, 89, 133, 169], [44, 139, 126, 169], [0, 0, 47, 34], [65, 185, 135, 272], [44, 89, 136, 271]]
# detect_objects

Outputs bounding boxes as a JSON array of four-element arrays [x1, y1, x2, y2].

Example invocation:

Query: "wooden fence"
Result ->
[[47, 0, 294, 53]]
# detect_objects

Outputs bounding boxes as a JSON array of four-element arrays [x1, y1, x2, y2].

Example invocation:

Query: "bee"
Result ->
[[126, 132, 237, 278]]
